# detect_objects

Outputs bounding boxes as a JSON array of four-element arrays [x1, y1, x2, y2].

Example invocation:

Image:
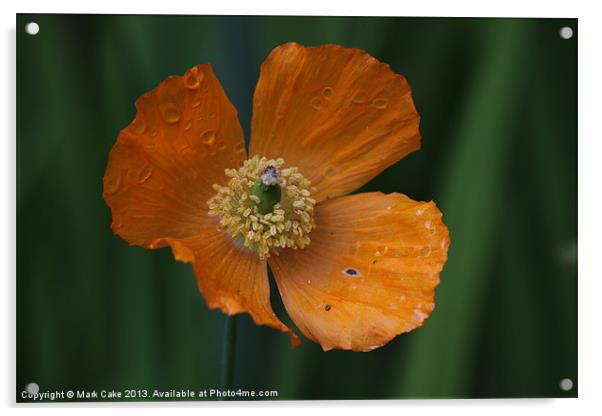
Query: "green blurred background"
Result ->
[[16, 15, 577, 400]]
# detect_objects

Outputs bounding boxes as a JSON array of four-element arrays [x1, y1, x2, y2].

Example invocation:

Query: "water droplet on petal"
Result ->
[[192, 99, 201, 108], [216, 139, 226, 151], [184, 120, 192, 131], [322, 87, 333, 98], [150, 129, 158, 137], [130, 115, 146, 134], [372, 98, 388, 109], [163, 105, 181, 123], [184, 70, 203, 89], [311, 97, 322, 109], [376, 245, 389, 256], [420, 246, 431, 256], [413, 309, 428, 323], [105, 174, 122, 195], [136, 165, 153, 184], [209, 112, 216, 119], [200, 130, 216, 145], [424, 220, 432, 229], [143, 140, 156, 151], [352, 92, 367, 103]]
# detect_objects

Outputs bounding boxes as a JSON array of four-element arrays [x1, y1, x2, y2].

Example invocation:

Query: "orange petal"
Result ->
[[250, 43, 421, 202], [104, 65, 297, 344], [103, 64, 247, 248], [170, 228, 300, 347], [268, 192, 449, 352]]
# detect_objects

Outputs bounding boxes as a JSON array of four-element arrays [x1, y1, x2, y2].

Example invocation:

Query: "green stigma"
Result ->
[[207, 156, 316, 259], [250, 166, 282, 214]]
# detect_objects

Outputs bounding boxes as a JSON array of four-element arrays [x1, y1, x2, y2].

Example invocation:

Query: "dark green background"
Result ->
[[17, 14, 577, 400]]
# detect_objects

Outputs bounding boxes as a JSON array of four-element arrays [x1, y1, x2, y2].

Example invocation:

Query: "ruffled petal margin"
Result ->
[[103, 65, 298, 346], [169, 229, 300, 347], [103, 64, 247, 248], [250, 43, 421, 203], [268, 192, 449, 351]]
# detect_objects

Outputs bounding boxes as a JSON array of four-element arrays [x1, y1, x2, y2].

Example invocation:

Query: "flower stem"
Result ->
[[219, 315, 238, 397]]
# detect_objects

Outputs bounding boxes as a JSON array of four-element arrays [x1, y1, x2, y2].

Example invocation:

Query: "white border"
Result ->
[[3, 1, 601, 415], [8, 0, 583, 17]]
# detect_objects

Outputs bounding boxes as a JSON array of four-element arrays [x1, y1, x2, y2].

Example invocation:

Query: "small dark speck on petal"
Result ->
[[325, 304, 332, 311]]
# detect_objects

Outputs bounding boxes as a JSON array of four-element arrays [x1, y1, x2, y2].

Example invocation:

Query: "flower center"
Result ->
[[208, 156, 316, 259]]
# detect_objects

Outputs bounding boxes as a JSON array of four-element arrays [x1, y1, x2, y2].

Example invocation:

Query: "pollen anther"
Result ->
[[208, 156, 316, 259]]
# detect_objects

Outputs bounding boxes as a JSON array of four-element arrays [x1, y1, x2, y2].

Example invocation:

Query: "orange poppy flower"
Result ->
[[103, 42, 450, 352]]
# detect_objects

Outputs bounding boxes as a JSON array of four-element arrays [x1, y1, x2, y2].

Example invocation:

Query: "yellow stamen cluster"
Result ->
[[208, 156, 316, 259]]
